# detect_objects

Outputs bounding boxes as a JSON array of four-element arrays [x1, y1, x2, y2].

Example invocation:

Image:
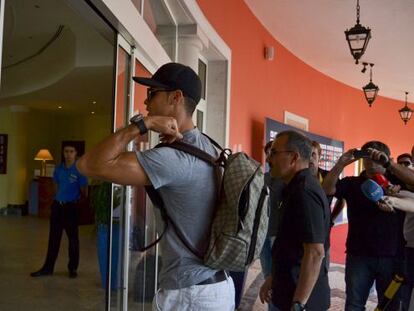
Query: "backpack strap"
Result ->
[[156, 141, 218, 166], [143, 185, 204, 259], [201, 132, 224, 151]]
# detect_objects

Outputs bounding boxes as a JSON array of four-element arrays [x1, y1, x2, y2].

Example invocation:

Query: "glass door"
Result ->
[[0, 0, 5, 86], [108, 34, 133, 310], [109, 34, 161, 311], [126, 58, 160, 311]]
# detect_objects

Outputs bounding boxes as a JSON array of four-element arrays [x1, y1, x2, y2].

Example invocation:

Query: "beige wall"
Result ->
[[0, 106, 111, 208]]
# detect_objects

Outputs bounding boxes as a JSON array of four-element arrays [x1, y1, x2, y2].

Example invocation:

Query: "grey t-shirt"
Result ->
[[136, 128, 218, 290]]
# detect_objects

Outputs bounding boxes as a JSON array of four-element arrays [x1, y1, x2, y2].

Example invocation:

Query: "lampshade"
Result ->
[[34, 149, 54, 161]]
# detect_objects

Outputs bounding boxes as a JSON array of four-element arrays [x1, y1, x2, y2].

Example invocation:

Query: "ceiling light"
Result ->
[[362, 63, 379, 107], [92, 101, 96, 104], [345, 0, 372, 64], [361, 62, 368, 73], [58, 106, 62, 109], [399, 92, 413, 125], [91, 111, 95, 115]]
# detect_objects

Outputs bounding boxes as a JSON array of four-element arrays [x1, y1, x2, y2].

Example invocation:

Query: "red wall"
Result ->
[[197, 0, 413, 172]]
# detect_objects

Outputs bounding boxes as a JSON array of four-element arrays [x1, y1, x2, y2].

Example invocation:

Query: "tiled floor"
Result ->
[[0, 215, 379, 310], [0, 216, 106, 310]]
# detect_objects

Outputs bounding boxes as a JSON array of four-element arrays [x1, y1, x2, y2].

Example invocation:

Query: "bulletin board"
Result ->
[[265, 118, 344, 171]]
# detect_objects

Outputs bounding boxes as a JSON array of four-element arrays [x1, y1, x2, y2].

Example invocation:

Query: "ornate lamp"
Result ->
[[399, 92, 413, 125], [345, 0, 372, 64], [362, 63, 379, 107], [34, 149, 54, 176]]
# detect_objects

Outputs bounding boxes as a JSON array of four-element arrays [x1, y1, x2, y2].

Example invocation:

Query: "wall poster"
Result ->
[[0, 134, 8, 174], [265, 118, 344, 171]]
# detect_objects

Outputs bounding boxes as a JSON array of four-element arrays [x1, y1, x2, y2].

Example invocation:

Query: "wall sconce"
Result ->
[[264, 46, 275, 61], [362, 63, 379, 107], [399, 92, 413, 125], [34, 149, 53, 176], [344, 0, 372, 64]]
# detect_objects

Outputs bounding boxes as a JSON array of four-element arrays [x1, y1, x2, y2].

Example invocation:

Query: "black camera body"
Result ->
[[353, 149, 370, 159]]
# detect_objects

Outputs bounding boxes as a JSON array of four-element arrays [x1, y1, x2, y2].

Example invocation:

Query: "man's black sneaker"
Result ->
[[30, 269, 53, 277], [69, 270, 77, 278]]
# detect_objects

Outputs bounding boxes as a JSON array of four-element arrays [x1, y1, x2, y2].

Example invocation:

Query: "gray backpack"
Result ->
[[143, 135, 269, 272]]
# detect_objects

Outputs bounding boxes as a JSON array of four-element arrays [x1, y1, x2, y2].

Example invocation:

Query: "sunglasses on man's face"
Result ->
[[146, 88, 175, 101]]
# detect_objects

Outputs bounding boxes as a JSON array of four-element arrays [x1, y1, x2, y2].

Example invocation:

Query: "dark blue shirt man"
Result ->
[[31, 144, 88, 278]]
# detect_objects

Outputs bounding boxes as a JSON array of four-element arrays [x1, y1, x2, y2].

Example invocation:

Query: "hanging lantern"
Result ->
[[362, 63, 379, 107], [345, 0, 372, 64], [399, 92, 413, 125]]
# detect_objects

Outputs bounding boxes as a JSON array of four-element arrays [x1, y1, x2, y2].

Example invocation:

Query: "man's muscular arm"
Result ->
[[77, 116, 182, 187]]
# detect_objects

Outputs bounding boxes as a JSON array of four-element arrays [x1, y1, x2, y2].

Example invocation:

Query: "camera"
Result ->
[[353, 149, 370, 159]]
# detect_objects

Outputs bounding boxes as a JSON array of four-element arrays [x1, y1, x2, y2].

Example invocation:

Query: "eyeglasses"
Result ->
[[398, 161, 412, 167], [146, 88, 175, 101]]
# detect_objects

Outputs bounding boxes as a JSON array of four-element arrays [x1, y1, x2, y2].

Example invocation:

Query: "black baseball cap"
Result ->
[[133, 62, 202, 104]]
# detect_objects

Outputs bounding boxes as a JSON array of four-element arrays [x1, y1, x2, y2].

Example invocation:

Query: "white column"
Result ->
[[177, 36, 204, 71]]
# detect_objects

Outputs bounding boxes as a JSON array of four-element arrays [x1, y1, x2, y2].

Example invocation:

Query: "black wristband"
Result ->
[[130, 114, 148, 135]]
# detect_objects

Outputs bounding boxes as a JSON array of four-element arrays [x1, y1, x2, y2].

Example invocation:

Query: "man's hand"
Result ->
[[144, 116, 183, 143], [367, 148, 390, 167], [378, 198, 396, 213], [337, 149, 358, 167], [259, 276, 273, 304], [385, 184, 401, 196]]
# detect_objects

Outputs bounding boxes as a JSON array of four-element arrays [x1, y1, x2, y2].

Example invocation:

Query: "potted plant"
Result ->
[[90, 181, 121, 289]]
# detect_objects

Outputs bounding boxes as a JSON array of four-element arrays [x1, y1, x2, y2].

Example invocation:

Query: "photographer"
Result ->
[[323, 141, 414, 310]]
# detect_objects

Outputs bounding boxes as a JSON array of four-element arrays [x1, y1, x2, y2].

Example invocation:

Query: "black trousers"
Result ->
[[42, 200, 79, 272]]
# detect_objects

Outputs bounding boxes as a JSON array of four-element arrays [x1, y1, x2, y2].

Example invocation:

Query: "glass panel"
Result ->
[[198, 59, 207, 100], [110, 44, 131, 310], [130, 0, 142, 14], [127, 59, 159, 310], [196, 109, 204, 131], [115, 47, 130, 130], [349, 33, 367, 50], [143, 0, 176, 60]]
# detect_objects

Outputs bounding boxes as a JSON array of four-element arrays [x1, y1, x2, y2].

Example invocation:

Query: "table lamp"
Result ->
[[34, 149, 54, 176]]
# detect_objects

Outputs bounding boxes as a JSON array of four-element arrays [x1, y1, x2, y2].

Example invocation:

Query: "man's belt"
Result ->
[[196, 270, 227, 286]]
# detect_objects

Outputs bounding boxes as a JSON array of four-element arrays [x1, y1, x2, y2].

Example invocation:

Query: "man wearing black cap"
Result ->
[[77, 63, 235, 310]]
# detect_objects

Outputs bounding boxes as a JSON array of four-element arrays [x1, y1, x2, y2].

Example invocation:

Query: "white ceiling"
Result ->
[[0, 0, 114, 116], [244, 0, 414, 103]]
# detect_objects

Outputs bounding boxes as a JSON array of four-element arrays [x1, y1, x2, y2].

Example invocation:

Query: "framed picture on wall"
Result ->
[[0, 134, 7, 174]]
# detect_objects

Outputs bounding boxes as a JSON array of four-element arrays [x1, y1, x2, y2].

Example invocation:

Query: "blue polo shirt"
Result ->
[[53, 162, 88, 202]]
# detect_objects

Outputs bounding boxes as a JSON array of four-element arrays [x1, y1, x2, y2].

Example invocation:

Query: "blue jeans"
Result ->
[[345, 254, 404, 311], [260, 237, 273, 278]]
